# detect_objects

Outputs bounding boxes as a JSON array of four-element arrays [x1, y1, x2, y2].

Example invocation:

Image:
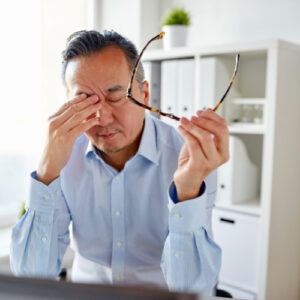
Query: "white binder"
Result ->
[[216, 135, 258, 204], [177, 59, 195, 119], [143, 61, 161, 119], [199, 57, 240, 114], [161, 60, 178, 127], [161, 59, 195, 127]]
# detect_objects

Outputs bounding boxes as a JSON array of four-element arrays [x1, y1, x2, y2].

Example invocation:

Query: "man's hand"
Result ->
[[36, 93, 102, 185], [174, 109, 229, 202]]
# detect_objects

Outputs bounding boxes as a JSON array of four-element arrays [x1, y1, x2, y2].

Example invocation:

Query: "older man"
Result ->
[[10, 30, 229, 294]]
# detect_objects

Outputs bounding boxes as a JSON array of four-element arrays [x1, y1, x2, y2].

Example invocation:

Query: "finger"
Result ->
[[178, 124, 206, 163], [196, 109, 227, 128], [49, 93, 87, 120], [191, 115, 229, 139], [180, 117, 218, 160], [61, 100, 103, 133], [68, 116, 100, 141], [51, 94, 100, 129], [191, 115, 229, 157]]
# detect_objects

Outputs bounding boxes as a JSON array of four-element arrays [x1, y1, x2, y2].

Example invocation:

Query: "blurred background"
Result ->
[[1, 1, 300, 299]]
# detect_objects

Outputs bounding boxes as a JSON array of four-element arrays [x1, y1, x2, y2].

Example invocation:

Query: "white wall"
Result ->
[[41, 0, 88, 140], [99, 0, 163, 50], [99, 0, 300, 49], [162, 0, 300, 47]]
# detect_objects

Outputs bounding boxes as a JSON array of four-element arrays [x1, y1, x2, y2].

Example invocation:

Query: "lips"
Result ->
[[96, 131, 119, 140]]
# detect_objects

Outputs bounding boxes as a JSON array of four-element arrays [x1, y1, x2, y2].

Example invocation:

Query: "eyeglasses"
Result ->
[[127, 32, 240, 121]]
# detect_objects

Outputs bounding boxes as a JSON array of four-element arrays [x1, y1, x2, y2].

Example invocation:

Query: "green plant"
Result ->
[[161, 7, 190, 26], [19, 200, 26, 218]]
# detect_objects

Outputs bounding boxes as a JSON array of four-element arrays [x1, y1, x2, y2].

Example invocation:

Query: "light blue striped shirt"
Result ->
[[10, 114, 221, 294]]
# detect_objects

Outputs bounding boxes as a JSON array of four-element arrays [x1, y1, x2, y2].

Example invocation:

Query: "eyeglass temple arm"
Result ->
[[127, 32, 165, 98], [212, 53, 240, 112], [129, 96, 180, 121]]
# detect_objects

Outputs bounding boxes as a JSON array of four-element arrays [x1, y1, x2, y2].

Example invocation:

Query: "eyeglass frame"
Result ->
[[126, 32, 240, 121]]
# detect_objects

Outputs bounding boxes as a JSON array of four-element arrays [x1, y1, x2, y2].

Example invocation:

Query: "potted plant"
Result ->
[[160, 7, 190, 50]]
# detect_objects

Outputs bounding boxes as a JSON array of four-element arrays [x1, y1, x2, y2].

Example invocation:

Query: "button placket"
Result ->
[[111, 174, 126, 283], [43, 194, 50, 200]]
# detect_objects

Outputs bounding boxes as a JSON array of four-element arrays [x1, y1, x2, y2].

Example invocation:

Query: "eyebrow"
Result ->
[[75, 84, 124, 97]]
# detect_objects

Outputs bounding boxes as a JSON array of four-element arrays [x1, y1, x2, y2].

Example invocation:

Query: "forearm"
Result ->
[[161, 178, 221, 294], [162, 226, 221, 294], [10, 172, 71, 277]]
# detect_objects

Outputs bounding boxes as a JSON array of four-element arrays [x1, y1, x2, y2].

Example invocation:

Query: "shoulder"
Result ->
[[149, 115, 183, 153], [63, 134, 89, 173], [73, 134, 89, 155]]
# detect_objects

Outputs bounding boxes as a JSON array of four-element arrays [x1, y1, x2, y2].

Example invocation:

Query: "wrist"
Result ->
[[175, 181, 203, 202], [37, 164, 60, 186]]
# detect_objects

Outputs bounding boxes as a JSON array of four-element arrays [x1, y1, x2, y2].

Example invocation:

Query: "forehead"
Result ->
[[65, 47, 131, 93]]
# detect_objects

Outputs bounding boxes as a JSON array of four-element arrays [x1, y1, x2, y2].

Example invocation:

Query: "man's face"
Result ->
[[65, 46, 149, 155]]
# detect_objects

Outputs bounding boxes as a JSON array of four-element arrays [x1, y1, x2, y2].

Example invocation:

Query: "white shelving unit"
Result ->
[[143, 39, 300, 300]]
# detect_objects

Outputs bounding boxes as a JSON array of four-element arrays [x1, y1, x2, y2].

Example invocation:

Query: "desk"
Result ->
[[0, 274, 240, 300]]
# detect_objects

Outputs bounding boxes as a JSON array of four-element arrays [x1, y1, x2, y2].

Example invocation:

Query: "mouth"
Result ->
[[99, 132, 117, 140], [95, 129, 121, 140]]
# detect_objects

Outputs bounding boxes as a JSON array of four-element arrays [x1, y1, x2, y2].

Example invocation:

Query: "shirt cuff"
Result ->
[[169, 181, 206, 204], [168, 181, 208, 233], [26, 171, 63, 213]]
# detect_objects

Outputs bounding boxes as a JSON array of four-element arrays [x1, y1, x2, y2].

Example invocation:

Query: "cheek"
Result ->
[[116, 102, 145, 134]]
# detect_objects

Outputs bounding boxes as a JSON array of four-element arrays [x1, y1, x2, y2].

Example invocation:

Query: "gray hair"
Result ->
[[61, 30, 144, 90]]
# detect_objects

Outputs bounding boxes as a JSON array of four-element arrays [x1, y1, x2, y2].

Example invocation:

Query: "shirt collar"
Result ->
[[136, 114, 160, 165], [85, 138, 97, 159], [84, 114, 160, 165]]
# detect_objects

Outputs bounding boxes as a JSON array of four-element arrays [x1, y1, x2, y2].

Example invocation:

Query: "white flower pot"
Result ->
[[162, 25, 188, 50]]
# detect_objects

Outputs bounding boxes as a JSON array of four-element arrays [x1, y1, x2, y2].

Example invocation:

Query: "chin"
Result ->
[[100, 146, 125, 154], [94, 139, 126, 154]]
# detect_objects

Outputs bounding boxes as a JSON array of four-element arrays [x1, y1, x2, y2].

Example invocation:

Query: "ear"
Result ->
[[142, 80, 150, 106]]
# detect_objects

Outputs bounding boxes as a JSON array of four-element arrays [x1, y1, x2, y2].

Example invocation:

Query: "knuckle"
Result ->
[[64, 101, 71, 109], [70, 105, 77, 113], [222, 118, 228, 127], [220, 126, 229, 136], [48, 119, 57, 130], [72, 111, 81, 122]]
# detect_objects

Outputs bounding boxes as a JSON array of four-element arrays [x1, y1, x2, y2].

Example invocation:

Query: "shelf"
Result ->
[[231, 98, 265, 105], [215, 198, 261, 216], [228, 123, 265, 134], [142, 39, 300, 62]]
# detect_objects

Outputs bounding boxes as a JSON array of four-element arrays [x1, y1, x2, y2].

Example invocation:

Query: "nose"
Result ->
[[96, 98, 114, 127]]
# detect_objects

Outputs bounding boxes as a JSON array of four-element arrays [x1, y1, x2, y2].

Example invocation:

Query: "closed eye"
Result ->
[[106, 94, 127, 104], [106, 97, 123, 103]]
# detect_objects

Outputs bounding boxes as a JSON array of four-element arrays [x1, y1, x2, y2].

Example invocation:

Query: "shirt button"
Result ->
[[115, 210, 120, 216], [116, 241, 122, 247], [115, 175, 120, 181], [42, 236, 47, 243], [173, 212, 181, 218], [55, 190, 61, 196], [115, 275, 121, 281], [43, 194, 50, 200], [175, 252, 180, 259]]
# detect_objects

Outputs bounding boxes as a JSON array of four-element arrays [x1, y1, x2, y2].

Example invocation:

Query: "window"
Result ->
[[0, 1, 41, 225]]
